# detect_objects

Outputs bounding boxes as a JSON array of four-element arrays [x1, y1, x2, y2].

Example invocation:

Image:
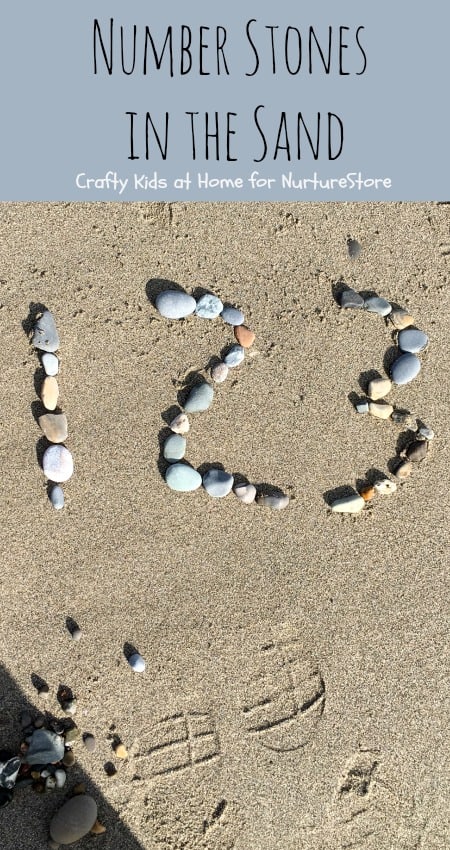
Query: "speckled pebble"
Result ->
[[32, 310, 60, 352], [155, 290, 196, 319], [389, 308, 414, 330], [339, 288, 364, 309], [41, 352, 59, 376], [194, 293, 223, 319], [43, 445, 74, 482], [50, 794, 98, 845], [374, 479, 397, 495], [398, 328, 429, 353], [355, 401, 369, 414], [233, 483, 257, 504], [202, 468, 234, 498], [169, 413, 190, 434], [256, 493, 290, 510], [224, 345, 245, 367], [406, 440, 428, 462], [364, 295, 392, 316], [330, 494, 365, 513], [163, 433, 187, 462], [367, 378, 392, 400], [391, 353, 421, 385], [395, 459, 413, 481], [165, 463, 202, 492], [38, 413, 68, 443], [220, 306, 245, 326], [418, 425, 434, 441], [50, 485, 65, 510], [368, 401, 394, 419], [41, 376, 59, 411], [184, 382, 214, 412], [128, 652, 146, 672], [211, 362, 229, 383]]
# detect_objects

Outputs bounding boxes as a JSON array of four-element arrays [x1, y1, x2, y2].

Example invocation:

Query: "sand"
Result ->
[[0, 201, 448, 849]]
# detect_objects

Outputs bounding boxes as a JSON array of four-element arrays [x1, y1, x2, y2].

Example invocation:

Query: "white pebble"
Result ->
[[374, 479, 397, 495], [41, 352, 59, 376], [330, 494, 365, 513], [418, 425, 434, 441], [211, 362, 229, 383], [43, 445, 74, 483], [169, 413, 190, 434], [233, 483, 257, 504], [128, 652, 146, 672]]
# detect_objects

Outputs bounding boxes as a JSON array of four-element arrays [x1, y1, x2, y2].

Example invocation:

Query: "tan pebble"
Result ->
[[369, 401, 394, 419], [330, 494, 365, 513], [234, 325, 255, 348], [90, 820, 107, 835], [72, 782, 86, 796], [38, 413, 68, 443], [63, 750, 75, 767], [169, 413, 189, 434], [359, 485, 375, 501], [114, 743, 128, 759], [41, 376, 59, 411], [31, 770, 41, 780], [388, 308, 414, 330], [395, 459, 413, 480], [367, 377, 392, 400]]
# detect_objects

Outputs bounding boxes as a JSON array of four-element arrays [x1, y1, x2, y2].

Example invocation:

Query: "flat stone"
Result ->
[[364, 295, 392, 316], [398, 328, 429, 353], [418, 425, 434, 441], [347, 238, 361, 259], [155, 290, 196, 319], [367, 378, 392, 400], [406, 439, 428, 462], [224, 345, 245, 367], [43, 445, 74, 482], [41, 376, 59, 411], [339, 288, 364, 309], [32, 310, 59, 352], [389, 308, 414, 330], [163, 433, 186, 462], [234, 325, 255, 348], [256, 494, 290, 510], [233, 483, 257, 504], [128, 652, 146, 672], [395, 459, 413, 481], [184, 382, 214, 412], [220, 306, 245, 326], [50, 485, 65, 510], [368, 401, 394, 419], [374, 479, 397, 495], [169, 413, 190, 434], [38, 413, 68, 443], [202, 468, 234, 498], [50, 795, 98, 845], [41, 352, 59, 376], [355, 401, 369, 414], [83, 734, 96, 753], [211, 362, 229, 383], [330, 494, 365, 513], [391, 352, 421, 385], [114, 743, 128, 759], [26, 729, 65, 765], [194, 293, 223, 319], [165, 463, 202, 492]]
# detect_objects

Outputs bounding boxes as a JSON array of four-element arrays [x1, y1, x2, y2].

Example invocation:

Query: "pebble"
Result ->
[[45, 776, 57, 791], [220, 306, 245, 326], [54, 769, 67, 789], [184, 382, 214, 412], [364, 295, 392, 316], [63, 750, 75, 768], [398, 328, 429, 353], [418, 425, 434, 441], [374, 479, 397, 495], [41, 352, 59, 376], [49, 794, 98, 845], [21, 710, 33, 729], [90, 820, 107, 835], [360, 485, 375, 501], [64, 727, 80, 743], [104, 762, 117, 777], [202, 468, 234, 498], [389, 308, 414, 330], [71, 627, 82, 642], [368, 401, 394, 419], [355, 401, 369, 414], [224, 345, 245, 367], [63, 699, 77, 716], [38, 683, 50, 700], [339, 288, 364, 309], [330, 493, 365, 513], [234, 325, 255, 348], [256, 493, 290, 510], [367, 377, 392, 400], [233, 483, 257, 504], [169, 413, 190, 434], [406, 440, 428, 462], [26, 729, 65, 765], [128, 652, 146, 672], [50, 485, 65, 510], [43, 445, 74, 482], [391, 409, 413, 427], [391, 352, 421, 385], [163, 433, 187, 462], [41, 376, 59, 411], [347, 238, 361, 259], [395, 459, 413, 481], [194, 293, 223, 319], [155, 290, 196, 320], [38, 413, 68, 443], [83, 734, 96, 753], [165, 463, 202, 492], [114, 743, 128, 759], [32, 310, 60, 352], [211, 362, 229, 383]]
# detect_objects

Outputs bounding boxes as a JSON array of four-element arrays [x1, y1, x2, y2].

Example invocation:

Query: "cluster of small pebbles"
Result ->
[[31, 310, 74, 508], [330, 279, 434, 514], [156, 288, 289, 509]]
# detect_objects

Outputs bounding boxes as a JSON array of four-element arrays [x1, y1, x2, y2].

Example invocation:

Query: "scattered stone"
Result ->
[[41, 376, 59, 411], [389, 308, 414, 330], [202, 468, 234, 498], [114, 743, 128, 759], [155, 290, 196, 320], [391, 352, 421, 385], [367, 377, 392, 400], [233, 483, 257, 504], [220, 306, 245, 326], [38, 413, 68, 443], [418, 425, 434, 441], [83, 734, 96, 753], [104, 762, 117, 777], [194, 293, 223, 319], [26, 729, 65, 765], [63, 750, 75, 768], [71, 627, 82, 642], [234, 325, 255, 348], [355, 401, 369, 414], [368, 401, 394, 419], [41, 352, 59, 376], [54, 769, 67, 789], [45, 776, 57, 791], [64, 727, 80, 744], [184, 382, 214, 412], [224, 345, 245, 367], [169, 413, 190, 434], [398, 327, 429, 353], [339, 288, 364, 309], [90, 820, 107, 835], [391, 409, 413, 427], [32, 310, 60, 352], [330, 493, 365, 513], [49, 794, 98, 845], [163, 433, 187, 463], [256, 493, 290, 509], [347, 238, 361, 259], [42, 445, 74, 483], [50, 485, 65, 510], [165, 463, 202, 492], [211, 362, 229, 383], [128, 652, 146, 673], [62, 699, 77, 716], [38, 685, 50, 700], [360, 485, 375, 501], [364, 295, 392, 316], [374, 479, 397, 495], [395, 459, 413, 481], [406, 440, 428, 463]]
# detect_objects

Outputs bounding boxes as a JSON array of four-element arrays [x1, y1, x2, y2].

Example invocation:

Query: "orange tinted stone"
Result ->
[[234, 325, 255, 348]]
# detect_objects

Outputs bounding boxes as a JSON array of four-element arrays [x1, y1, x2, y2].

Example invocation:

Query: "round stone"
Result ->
[[406, 439, 428, 463], [155, 290, 196, 320], [364, 296, 392, 316], [41, 376, 59, 411], [63, 751, 75, 768], [38, 413, 68, 443], [50, 485, 65, 510], [234, 325, 255, 348], [347, 238, 361, 259], [41, 352, 59, 376], [398, 328, 429, 353], [194, 293, 223, 319], [233, 483, 257, 504], [202, 468, 234, 498], [50, 795, 98, 845], [54, 769, 67, 789], [184, 382, 214, 412], [339, 288, 364, 309], [391, 353, 421, 385], [43, 445, 74, 482], [83, 734, 96, 753], [169, 413, 190, 434], [32, 310, 60, 352], [211, 362, 229, 383], [367, 378, 392, 400], [128, 652, 146, 672], [256, 494, 290, 510], [165, 463, 202, 492], [389, 308, 414, 330], [368, 401, 394, 419], [395, 459, 413, 481], [224, 345, 245, 367], [374, 479, 397, 495], [330, 494, 365, 513], [220, 306, 245, 326], [163, 433, 187, 462]]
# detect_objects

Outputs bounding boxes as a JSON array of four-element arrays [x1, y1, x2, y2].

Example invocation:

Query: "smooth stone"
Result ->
[[83, 734, 96, 753], [163, 433, 186, 462], [406, 440, 428, 463], [155, 290, 196, 320], [63, 700, 77, 716], [32, 310, 60, 352], [43, 445, 74, 482], [330, 494, 365, 513], [184, 382, 214, 412], [339, 288, 364, 309], [50, 795, 98, 845], [367, 378, 392, 400], [169, 413, 190, 434], [374, 479, 397, 495], [41, 376, 59, 411], [233, 483, 257, 504], [26, 729, 65, 765], [211, 362, 229, 383], [418, 425, 434, 441], [391, 352, 421, 385], [395, 459, 413, 481], [48, 839, 60, 850], [364, 295, 392, 316], [41, 352, 59, 376], [114, 743, 128, 759], [389, 308, 414, 330], [369, 401, 394, 419], [234, 325, 255, 348], [165, 463, 202, 492], [360, 485, 375, 502], [64, 727, 80, 744], [391, 409, 414, 427], [63, 751, 75, 768], [347, 238, 361, 259], [54, 770, 67, 789], [202, 468, 234, 498], [220, 306, 245, 326], [256, 494, 290, 510], [38, 413, 68, 443], [50, 485, 65, 510], [398, 328, 429, 353], [194, 293, 223, 319], [90, 820, 106, 835], [355, 401, 369, 414], [224, 345, 245, 367], [71, 628, 82, 642], [128, 652, 146, 672], [45, 776, 57, 791]]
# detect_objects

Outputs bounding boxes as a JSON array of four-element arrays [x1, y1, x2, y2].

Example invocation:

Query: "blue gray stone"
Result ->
[[165, 463, 202, 492], [364, 295, 392, 316], [50, 485, 65, 510], [26, 728, 65, 765], [390, 352, 421, 385], [184, 382, 214, 412], [224, 345, 245, 367], [355, 401, 369, 414], [41, 352, 59, 376], [202, 468, 234, 498], [195, 293, 223, 319], [220, 306, 245, 326], [339, 288, 364, 309], [128, 652, 146, 672], [256, 494, 290, 510], [163, 433, 187, 462], [32, 310, 59, 352], [398, 328, 429, 353], [347, 238, 361, 259], [155, 290, 196, 319]]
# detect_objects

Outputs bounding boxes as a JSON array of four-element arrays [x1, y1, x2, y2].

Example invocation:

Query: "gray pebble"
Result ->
[[43, 445, 74, 483], [63, 699, 77, 716], [50, 795, 98, 845], [339, 288, 364, 309], [391, 409, 413, 427], [128, 652, 146, 672], [347, 238, 361, 259], [165, 463, 202, 492], [27, 729, 65, 765], [202, 468, 234, 498], [395, 459, 413, 481], [184, 382, 214, 412], [195, 293, 223, 319], [41, 352, 59, 376], [256, 493, 290, 510], [32, 310, 60, 352], [406, 440, 428, 462], [398, 328, 429, 353], [224, 345, 245, 367], [330, 493, 365, 513], [418, 425, 434, 441], [355, 401, 369, 414], [163, 433, 187, 462], [50, 485, 65, 510], [211, 362, 229, 383], [364, 295, 392, 317], [155, 290, 196, 320], [220, 306, 245, 326], [83, 734, 96, 753], [390, 352, 421, 385], [71, 627, 82, 642]]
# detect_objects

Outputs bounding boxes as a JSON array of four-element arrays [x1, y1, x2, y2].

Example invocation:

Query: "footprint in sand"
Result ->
[[131, 710, 221, 778]]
